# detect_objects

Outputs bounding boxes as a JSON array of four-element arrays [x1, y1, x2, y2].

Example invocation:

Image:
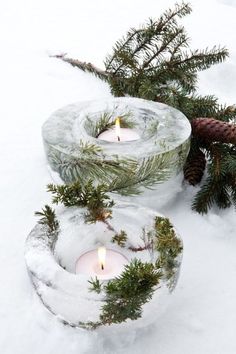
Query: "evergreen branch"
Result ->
[[223, 154, 236, 174], [170, 32, 190, 59], [100, 259, 162, 325], [88, 277, 103, 294], [35, 205, 60, 250], [105, 2, 192, 74], [112, 230, 128, 247], [173, 47, 229, 72], [49, 140, 137, 186], [214, 105, 236, 122], [35, 205, 59, 233], [58, 155, 137, 186], [108, 152, 176, 196], [78, 140, 103, 155], [154, 216, 183, 281], [53, 2, 235, 213], [105, 28, 143, 69], [47, 180, 114, 223], [192, 176, 231, 214], [141, 27, 185, 70], [53, 54, 109, 81]]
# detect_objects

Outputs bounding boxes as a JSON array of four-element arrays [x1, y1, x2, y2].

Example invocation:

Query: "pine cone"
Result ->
[[184, 149, 206, 185], [192, 118, 236, 144]]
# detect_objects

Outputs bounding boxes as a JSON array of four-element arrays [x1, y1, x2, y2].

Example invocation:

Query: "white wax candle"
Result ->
[[98, 127, 140, 142], [97, 117, 140, 142], [75, 248, 129, 280]]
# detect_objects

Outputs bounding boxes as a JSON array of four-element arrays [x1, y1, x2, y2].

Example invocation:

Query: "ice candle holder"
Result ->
[[25, 202, 183, 330], [42, 97, 191, 209]]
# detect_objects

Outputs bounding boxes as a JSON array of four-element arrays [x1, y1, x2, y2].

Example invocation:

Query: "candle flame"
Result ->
[[98, 246, 106, 270], [115, 117, 121, 141]]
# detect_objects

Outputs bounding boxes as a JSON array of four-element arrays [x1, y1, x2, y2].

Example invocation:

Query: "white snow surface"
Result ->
[[0, 0, 236, 353]]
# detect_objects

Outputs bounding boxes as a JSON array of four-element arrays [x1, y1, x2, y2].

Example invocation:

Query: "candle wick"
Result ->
[[117, 136, 120, 142], [101, 264, 104, 270]]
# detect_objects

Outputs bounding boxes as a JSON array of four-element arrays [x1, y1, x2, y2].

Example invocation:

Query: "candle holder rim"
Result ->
[[43, 97, 191, 158]]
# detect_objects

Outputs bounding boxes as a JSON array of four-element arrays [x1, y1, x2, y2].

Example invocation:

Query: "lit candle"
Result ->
[[97, 246, 106, 270], [115, 117, 121, 142], [75, 247, 129, 280], [97, 117, 140, 142]]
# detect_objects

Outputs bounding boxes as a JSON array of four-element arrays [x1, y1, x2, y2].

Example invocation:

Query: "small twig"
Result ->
[[128, 242, 153, 252], [103, 219, 116, 232], [51, 54, 109, 80]]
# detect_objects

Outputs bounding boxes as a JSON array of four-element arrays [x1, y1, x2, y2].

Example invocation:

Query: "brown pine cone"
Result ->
[[192, 118, 236, 145], [184, 149, 206, 185]]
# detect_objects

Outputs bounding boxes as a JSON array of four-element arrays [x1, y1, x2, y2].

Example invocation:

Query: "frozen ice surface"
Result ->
[[42, 98, 190, 209]]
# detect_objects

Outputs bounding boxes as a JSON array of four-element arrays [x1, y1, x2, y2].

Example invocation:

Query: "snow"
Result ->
[[0, 0, 236, 353]]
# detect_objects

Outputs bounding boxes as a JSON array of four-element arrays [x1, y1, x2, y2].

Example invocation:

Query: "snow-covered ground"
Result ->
[[0, 0, 236, 353]]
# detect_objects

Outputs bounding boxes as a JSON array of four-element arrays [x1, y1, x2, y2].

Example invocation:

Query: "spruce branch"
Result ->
[[53, 54, 109, 81], [154, 216, 183, 281], [107, 151, 177, 196], [50, 140, 137, 186], [105, 2, 192, 74], [53, 1, 236, 213], [35, 205, 60, 250], [112, 230, 128, 247], [100, 259, 162, 325], [192, 144, 236, 213], [47, 180, 114, 223], [173, 46, 228, 73], [35, 205, 59, 233], [88, 277, 103, 294]]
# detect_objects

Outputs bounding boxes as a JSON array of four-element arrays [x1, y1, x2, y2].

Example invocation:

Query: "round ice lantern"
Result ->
[[42, 97, 191, 208]]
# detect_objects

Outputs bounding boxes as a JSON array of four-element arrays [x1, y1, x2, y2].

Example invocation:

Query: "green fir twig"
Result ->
[[47, 180, 114, 223]]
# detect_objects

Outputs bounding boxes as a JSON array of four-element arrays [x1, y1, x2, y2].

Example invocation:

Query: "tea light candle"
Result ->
[[97, 117, 140, 142], [75, 247, 129, 280]]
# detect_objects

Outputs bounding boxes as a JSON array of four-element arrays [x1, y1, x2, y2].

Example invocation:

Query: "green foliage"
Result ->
[[78, 140, 103, 155], [35, 205, 60, 250], [56, 1, 236, 213], [108, 151, 177, 196], [88, 277, 103, 294], [104, 3, 227, 100], [57, 55, 109, 81], [154, 216, 183, 280], [47, 180, 114, 223], [100, 259, 162, 325], [49, 141, 180, 198], [35, 205, 59, 233], [48, 141, 137, 186], [112, 230, 128, 247], [156, 91, 236, 122], [192, 144, 236, 213], [85, 216, 182, 327], [37, 204, 182, 328], [102, 1, 235, 214]]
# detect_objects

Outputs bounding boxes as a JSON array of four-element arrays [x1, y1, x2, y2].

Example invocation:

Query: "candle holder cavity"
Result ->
[[42, 97, 191, 209], [25, 189, 183, 330]]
